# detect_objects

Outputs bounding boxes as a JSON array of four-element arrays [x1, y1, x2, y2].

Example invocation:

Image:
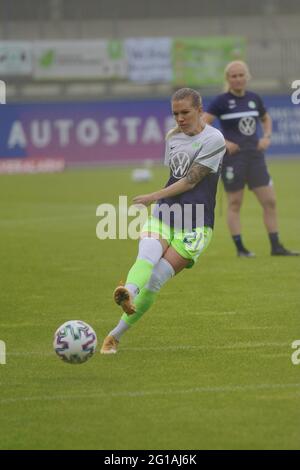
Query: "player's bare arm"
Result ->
[[258, 112, 272, 150], [260, 112, 272, 135], [225, 139, 240, 155], [202, 112, 215, 124], [186, 162, 211, 186], [133, 163, 211, 206]]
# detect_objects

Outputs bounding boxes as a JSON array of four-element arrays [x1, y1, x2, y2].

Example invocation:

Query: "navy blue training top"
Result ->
[[207, 91, 267, 150]]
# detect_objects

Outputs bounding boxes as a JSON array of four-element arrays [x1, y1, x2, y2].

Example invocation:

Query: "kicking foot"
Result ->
[[100, 335, 119, 354], [113, 284, 136, 315]]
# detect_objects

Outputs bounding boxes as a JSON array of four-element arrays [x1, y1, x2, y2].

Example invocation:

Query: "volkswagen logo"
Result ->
[[170, 152, 190, 179], [238, 116, 256, 136]]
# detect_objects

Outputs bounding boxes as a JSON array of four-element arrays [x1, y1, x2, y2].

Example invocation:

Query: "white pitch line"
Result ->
[[0, 214, 92, 227], [122, 342, 290, 352], [259, 353, 292, 358], [60, 267, 84, 272], [225, 326, 282, 330], [1, 383, 300, 405], [187, 311, 239, 316], [5, 341, 290, 357], [6, 352, 55, 356]]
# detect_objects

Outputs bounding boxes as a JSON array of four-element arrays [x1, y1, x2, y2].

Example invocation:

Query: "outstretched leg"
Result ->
[[101, 247, 189, 354], [113, 236, 168, 315]]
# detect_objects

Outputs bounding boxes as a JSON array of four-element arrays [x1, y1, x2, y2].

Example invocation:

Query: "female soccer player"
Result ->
[[100, 88, 226, 354], [204, 60, 299, 257]]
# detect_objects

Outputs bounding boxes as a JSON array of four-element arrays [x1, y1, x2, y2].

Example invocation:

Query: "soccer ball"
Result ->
[[53, 320, 97, 364]]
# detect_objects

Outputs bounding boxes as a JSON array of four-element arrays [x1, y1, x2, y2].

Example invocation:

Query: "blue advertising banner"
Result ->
[[263, 95, 300, 154], [0, 95, 299, 170], [0, 100, 173, 167]]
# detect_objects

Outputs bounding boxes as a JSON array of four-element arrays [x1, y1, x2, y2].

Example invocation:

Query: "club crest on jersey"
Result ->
[[238, 116, 256, 136], [228, 99, 236, 109], [248, 100, 256, 109], [170, 151, 190, 179], [192, 141, 203, 149]]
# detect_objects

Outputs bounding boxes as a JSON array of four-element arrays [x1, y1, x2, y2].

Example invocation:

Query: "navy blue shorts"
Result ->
[[221, 149, 271, 192]]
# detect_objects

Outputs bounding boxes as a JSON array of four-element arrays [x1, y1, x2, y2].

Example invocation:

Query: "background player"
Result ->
[[204, 60, 299, 257]]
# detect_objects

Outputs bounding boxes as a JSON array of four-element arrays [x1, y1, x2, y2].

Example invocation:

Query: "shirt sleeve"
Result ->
[[194, 132, 226, 173], [206, 95, 223, 117], [164, 139, 170, 166], [256, 94, 267, 117]]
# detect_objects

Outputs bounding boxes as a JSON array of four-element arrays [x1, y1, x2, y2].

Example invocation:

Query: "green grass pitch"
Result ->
[[0, 160, 299, 450]]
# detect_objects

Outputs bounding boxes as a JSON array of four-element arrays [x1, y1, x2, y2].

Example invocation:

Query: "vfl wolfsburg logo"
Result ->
[[238, 116, 256, 136], [170, 152, 190, 179], [248, 100, 256, 109]]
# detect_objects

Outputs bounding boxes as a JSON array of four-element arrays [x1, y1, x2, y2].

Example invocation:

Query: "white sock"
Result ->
[[137, 237, 163, 265], [146, 258, 175, 292], [125, 237, 164, 299], [125, 283, 139, 298], [109, 319, 131, 342]]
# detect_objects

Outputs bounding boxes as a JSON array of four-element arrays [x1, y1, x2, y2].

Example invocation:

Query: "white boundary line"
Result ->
[[189, 311, 239, 316], [5, 342, 290, 357], [1, 383, 300, 405], [0, 213, 92, 227], [122, 342, 290, 351]]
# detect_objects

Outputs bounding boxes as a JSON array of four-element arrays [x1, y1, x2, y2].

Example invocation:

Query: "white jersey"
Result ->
[[164, 124, 226, 179]]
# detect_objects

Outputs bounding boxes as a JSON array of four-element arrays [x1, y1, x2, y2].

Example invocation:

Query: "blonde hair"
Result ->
[[166, 88, 203, 139], [224, 60, 251, 92]]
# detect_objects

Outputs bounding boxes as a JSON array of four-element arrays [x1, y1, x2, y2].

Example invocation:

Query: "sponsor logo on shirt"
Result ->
[[170, 151, 190, 179], [238, 116, 256, 136]]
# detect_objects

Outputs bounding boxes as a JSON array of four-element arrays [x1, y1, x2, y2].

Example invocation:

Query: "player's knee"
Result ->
[[137, 237, 163, 265], [264, 198, 276, 211], [229, 198, 242, 212]]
